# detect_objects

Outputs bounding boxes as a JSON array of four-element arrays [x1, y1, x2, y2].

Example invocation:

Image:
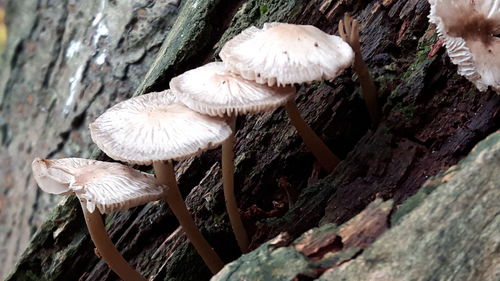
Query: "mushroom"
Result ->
[[429, 0, 500, 92], [220, 22, 355, 173], [338, 14, 381, 125], [89, 90, 229, 274], [170, 61, 296, 253], [32, 157, 165, 281], [220, 22, 354, 87]]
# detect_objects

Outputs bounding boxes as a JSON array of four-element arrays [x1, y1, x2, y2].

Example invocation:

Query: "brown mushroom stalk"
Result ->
[[221, 116, 249, 253], [170, 62, 297, 253], [284, 100, 340, 173], [428, 0, 500, 93], [153, 161, 224, 274], [339, 14, 381, 126], [80, 200, 146, 281]]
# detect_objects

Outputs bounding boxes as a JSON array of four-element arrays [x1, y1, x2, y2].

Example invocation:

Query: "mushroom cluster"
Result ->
[[89, 90, 228, 273], [33, 17, 381, 279]]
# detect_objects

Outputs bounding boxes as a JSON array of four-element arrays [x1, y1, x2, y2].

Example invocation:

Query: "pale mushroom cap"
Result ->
[[32, 157, 74, 195], [220, 22, 355, 87], [429, 0, 500, 92], [170, 62, 296, 117], [89, 90, 232, 164], [31, 157, 165, 213]]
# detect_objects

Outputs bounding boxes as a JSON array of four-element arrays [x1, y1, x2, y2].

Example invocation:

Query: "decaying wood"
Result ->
[[318, 132, 500, 281]]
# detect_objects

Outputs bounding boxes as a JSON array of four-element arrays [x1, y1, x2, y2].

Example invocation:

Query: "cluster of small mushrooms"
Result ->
[[32, 1, 499, 279]]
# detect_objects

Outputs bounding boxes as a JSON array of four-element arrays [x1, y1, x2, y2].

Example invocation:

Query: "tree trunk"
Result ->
[[1, 0, 498, 280]]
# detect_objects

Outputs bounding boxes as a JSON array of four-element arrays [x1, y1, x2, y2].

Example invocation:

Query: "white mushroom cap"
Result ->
[[220, 22, 355, 87], [32, 158, 74, 195], [31, 157, 164, 213], [89, 90, 232, 164], [429, 0, 500, 92], [170, 62, 296, 117]]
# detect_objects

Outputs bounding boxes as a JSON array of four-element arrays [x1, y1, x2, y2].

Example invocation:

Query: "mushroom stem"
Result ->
[[153, 161, 224, 274], [354, 53, 380, 126], [339, 15, 381, 127], [222, 116, 249, 253], [284, 100, 340, 173], [79, 200, 146, 281]]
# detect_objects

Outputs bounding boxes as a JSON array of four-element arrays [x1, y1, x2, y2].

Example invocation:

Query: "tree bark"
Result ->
[[1, 0, 499, 280], [213, 132, 500, 281]]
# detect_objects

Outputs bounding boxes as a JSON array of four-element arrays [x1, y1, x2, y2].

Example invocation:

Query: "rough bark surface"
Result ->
[[1, 0, 499, 280], [318, 132, 500, 281], [213, 132, 500, 281]]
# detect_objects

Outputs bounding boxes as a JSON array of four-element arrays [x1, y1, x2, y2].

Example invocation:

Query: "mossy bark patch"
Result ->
[[2, 0, 499, 280]]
